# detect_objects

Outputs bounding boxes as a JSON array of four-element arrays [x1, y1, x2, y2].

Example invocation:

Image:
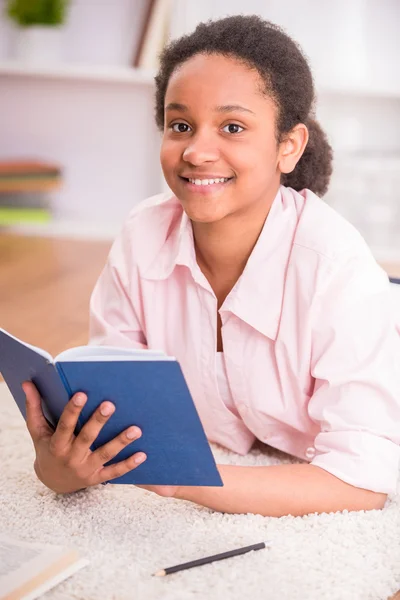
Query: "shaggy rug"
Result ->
[[1, 382, 399, 600]]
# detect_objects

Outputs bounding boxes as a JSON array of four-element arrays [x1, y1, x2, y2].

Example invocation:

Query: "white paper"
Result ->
[[55, 344, 168, 362]]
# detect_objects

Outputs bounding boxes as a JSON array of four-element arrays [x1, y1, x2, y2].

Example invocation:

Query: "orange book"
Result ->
[[0, 160, 62, 192], [0, 160, 62, 178]]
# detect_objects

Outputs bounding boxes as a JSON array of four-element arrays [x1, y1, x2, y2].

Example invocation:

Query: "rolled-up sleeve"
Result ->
[[89, 223, 147, 350], [308, 256, 400, 494]]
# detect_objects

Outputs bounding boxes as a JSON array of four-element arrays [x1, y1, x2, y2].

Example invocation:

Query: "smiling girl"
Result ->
[[23, 15, 400, 517]]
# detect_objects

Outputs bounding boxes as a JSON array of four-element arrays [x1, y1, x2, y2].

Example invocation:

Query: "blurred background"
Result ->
[[0, 0, 399, 256], [0, 0, 399, 357]]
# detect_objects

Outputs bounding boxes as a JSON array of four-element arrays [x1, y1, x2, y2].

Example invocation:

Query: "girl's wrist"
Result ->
[[175, 465, 225, 503]]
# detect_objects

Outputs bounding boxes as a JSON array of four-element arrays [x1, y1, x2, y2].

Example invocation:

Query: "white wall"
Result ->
[[0, 0, 150, 66], [169, 0, 400, 94]]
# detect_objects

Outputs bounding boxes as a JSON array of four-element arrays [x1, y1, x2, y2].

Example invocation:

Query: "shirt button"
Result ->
[[305, 446, 316, 460]]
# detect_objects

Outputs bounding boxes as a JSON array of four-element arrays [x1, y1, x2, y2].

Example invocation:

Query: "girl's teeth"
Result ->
[[188, 178, 229, 185]]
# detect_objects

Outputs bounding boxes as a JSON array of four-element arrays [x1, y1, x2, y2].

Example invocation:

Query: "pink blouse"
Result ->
[[89, 185, 400, 494]]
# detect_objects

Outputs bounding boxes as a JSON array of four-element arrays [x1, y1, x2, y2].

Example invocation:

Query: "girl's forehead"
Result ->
[[170, 53, 258, 84], [166, 54, 265, 103]]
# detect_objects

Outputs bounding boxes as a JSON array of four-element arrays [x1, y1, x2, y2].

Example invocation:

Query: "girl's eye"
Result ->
[[222, 123, 244, 134], [171, 123, 191, 133], [169, 123, 244, 134]]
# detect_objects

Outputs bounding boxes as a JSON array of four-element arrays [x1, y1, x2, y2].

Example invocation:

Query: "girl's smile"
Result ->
[[178, 175, 235, 195]]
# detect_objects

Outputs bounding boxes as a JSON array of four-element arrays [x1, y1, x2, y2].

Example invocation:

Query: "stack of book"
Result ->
[[0, 160, 63, 226]]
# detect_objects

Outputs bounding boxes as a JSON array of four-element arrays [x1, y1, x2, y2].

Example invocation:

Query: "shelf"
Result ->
[[0, 60, 156, 85], [0, 61, 399, 98], [317, 83, 400, 100], [2, 217, 120, 241]]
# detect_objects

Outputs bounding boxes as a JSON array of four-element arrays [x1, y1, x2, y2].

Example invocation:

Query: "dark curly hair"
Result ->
[[154, 14, 333, 197]]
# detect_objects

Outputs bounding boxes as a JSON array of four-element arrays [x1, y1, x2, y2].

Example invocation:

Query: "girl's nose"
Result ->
[[182, 135, 220, 165]]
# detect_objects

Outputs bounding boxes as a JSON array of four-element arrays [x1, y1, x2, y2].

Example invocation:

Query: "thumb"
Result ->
[[22, 381, 53, 443]]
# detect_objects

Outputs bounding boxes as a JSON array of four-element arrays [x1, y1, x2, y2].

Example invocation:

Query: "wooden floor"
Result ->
[[0, 234, 111, 357], [1, 232, 400, 358]]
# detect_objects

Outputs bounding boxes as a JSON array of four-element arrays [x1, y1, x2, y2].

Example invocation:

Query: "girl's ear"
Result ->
[[278, 123, 309, 175]]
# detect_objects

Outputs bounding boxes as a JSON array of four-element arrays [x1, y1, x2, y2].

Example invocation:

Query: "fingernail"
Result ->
[[134, 453, 146, 464], [73, 393, 87, 407], [100, 402, 114, 416], [126, 427, 140, 440]]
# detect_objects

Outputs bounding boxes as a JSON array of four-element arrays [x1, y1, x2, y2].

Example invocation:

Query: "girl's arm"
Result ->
[[175, 463, 387, 516]]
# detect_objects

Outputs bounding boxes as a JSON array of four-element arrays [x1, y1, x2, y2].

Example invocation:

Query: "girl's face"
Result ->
[[160, 53, 291, 224]]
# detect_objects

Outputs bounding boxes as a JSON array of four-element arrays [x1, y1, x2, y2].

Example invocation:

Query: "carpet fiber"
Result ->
[[1, 382, 399, 600]]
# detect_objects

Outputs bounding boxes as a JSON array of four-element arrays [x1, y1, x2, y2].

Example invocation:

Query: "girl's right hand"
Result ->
[[22, 381, 147, 494]]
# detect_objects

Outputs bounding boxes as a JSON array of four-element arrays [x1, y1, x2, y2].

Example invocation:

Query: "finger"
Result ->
[[90, 425, 143, 468], [70, 401, 117, 462], [94, 451, 147, 485], [49, 391, 88, 453], [23, 381, 53, 444]]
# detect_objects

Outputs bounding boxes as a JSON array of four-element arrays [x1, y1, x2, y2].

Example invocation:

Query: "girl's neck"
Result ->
[[192, 193, 275, 282]]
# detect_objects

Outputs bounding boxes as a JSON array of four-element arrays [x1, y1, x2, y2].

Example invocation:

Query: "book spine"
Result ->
[[55, 363, 93, 448], [55, 362, 72, 397], [55, 362, 86, 433]]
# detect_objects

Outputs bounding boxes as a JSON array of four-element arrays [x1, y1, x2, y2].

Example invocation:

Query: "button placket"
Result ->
[[305, 446, 316, 460], [223, 319, 248, 419], [194, 284, 221, 427]]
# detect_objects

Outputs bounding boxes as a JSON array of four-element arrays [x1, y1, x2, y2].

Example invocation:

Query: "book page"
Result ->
[[0, 535, 87, 600], [55, 345, 168, 362], [71, 355, 176, 362]]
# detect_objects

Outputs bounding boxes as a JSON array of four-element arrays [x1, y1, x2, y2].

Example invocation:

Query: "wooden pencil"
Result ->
[[153, 541, 271, 576]]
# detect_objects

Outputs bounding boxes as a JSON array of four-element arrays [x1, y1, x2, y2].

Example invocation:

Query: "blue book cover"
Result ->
[[0, 329, 223, 487]]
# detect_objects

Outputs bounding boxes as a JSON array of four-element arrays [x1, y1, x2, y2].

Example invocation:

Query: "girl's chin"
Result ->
[[182, 204, 230, 224]]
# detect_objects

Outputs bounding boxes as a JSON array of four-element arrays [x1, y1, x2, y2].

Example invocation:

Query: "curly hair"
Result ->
[[154, 15, 333, 197]]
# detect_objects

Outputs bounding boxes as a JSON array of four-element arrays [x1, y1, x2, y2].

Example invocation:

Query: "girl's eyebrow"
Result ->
[[165, 102, 255, 115]]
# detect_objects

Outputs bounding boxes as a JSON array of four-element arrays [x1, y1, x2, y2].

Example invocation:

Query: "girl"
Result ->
[[23, 15, 400, 517]]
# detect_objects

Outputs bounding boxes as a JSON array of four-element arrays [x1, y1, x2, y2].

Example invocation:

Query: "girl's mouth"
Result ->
[[179, 176, 234, 194]]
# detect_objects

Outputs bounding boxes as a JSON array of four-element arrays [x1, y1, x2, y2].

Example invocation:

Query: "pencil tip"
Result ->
[[153, 570, 166, 577]]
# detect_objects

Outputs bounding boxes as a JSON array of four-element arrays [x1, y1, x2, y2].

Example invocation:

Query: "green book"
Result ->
[[0, 207, 51, 225]]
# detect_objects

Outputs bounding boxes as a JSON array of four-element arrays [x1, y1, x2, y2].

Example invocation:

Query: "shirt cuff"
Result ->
[[310, 431, 400, 494]]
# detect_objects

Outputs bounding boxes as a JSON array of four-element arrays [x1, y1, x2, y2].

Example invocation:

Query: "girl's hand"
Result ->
[[23, 381, 147, 494]]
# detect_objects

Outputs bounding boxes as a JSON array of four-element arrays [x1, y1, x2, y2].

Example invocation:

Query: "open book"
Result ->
[[0, 534, 88, 600], [0, 328, 223, 487]]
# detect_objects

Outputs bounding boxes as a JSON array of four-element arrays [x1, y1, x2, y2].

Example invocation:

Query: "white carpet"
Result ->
[[1, 382, 400, 600]]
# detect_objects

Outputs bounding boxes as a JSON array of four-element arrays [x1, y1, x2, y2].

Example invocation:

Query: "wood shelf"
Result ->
[[0, 60, 156, 85]]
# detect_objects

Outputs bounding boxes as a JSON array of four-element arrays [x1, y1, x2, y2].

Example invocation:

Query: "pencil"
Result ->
[[153, 540, 271, 576]]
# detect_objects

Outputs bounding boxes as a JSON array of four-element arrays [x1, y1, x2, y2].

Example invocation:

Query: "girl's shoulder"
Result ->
[[287, 186, 372, 264], [111, 191, 183, 275], [284, 186, 388, 297], [125, 191, 180, 227]]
